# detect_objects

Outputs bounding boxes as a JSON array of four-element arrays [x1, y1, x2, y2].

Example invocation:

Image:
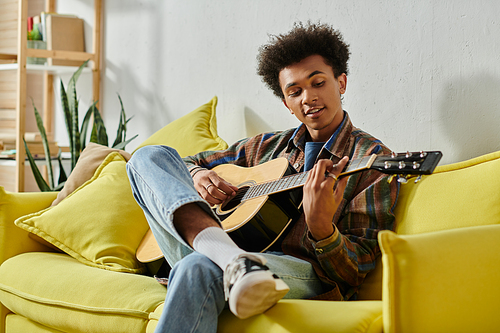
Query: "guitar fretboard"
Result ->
[[241, 155, 376, 201]]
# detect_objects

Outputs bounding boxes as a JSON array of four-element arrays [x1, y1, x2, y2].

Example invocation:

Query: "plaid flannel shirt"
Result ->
[[183, 112, 399, 300]]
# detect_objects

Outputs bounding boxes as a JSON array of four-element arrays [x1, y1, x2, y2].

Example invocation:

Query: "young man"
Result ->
[[127, 22, 399, 333]]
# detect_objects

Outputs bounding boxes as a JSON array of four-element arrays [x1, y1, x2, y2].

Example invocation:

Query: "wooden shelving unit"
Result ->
[[0, 0, 102, 192]]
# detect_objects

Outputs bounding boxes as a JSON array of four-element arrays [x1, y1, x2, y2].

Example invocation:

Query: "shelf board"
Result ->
[[0, 157, 67, 166], [26, 49, 96, 63], [0, 63, 92, 74], [0, 53, 17, 61], [1, 50, 96, 63]]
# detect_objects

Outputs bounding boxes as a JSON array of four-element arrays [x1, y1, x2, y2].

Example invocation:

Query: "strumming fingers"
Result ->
[[204, 183, 227, 204]]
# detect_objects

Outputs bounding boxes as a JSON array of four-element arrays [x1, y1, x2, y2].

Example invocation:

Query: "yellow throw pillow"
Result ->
[[394, 150, 500, 235], [379, 225, 500, 333], [134, 96, 228, 156], [15, 153, 148, 274]]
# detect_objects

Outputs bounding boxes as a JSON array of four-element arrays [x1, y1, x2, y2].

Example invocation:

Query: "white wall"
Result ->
[[57, 0, 500, 165]]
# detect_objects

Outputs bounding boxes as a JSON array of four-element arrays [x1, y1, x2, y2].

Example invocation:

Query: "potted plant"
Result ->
[[25, 60, 137, 192]]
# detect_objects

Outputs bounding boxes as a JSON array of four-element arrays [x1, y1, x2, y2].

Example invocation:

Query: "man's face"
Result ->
[[279, 55, 346, 142]]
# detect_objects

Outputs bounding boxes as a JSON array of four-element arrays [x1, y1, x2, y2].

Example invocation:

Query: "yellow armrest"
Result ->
[[379, 225, 500, 333], [0, 187, 58, 264]]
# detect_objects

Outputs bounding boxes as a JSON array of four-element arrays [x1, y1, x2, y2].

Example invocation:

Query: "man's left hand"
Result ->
[[303, 157, 349, 241]]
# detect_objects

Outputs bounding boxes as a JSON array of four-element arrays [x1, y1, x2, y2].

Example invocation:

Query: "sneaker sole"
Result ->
[[229, 270, 289, 319]]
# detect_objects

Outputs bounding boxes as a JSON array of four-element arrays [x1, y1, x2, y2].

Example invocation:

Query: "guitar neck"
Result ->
[[242, 155, 377, 201]]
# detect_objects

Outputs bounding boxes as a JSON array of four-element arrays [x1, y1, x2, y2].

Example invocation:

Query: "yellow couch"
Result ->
[[1, 97, 500, 333]]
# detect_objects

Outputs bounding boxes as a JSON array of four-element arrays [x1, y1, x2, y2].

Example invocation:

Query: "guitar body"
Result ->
[[136, 158, 303, 262], [213, 159, 303, 252]]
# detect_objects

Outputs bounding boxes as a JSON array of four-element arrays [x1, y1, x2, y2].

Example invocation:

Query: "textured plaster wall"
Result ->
[[56, 0, 500, 165]]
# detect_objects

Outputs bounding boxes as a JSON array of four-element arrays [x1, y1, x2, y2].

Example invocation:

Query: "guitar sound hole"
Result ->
[[221, 186, 249, 211]]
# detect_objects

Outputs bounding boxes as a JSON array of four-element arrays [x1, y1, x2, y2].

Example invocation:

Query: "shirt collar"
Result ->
[[287, 111, 352, 159]]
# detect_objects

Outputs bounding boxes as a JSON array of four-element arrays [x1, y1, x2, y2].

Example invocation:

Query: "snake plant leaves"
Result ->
[[23, 138, 51, 192], [60, 79, 72, 152], [80, 101, 98, 151], [31, 99, 54, 189], [27, 60, 136, 192], [90, 104, 108, 146]]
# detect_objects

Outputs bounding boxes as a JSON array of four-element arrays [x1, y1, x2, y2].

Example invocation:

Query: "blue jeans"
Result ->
[[127, 145, 325, 333]]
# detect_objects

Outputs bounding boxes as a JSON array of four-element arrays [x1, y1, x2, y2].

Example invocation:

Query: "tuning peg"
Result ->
[[406, 151, 412, 158], [399, 161, 406, 169], [391, 152, 397, 158], [414, 175, 423, 183], [420, 151, 427, 158]]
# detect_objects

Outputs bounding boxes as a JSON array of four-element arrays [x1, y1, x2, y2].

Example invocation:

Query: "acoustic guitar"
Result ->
[[136, 151, 442, 263]]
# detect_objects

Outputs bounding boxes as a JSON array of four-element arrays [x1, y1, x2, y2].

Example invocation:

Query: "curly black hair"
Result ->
[[257, 22, 350, 99]]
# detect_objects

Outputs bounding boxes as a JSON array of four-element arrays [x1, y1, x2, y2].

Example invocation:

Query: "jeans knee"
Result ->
[[129, 145, 160, 168], [128, 146, 151, 175], [128, 145, 180, 177]]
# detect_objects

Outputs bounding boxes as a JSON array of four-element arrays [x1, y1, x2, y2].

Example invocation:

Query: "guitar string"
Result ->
[[225, 156, 368, 204], [236, 156, 376, 202]]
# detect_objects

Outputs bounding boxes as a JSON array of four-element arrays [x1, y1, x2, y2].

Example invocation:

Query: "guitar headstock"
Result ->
[[371, 151, 442, 175]]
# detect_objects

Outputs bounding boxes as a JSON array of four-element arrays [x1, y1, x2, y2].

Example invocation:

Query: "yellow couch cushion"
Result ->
[[394, 150, 500, 235], [134, 96, 228, 156], [217, 299, 383, 333], [0, 252, 166, 333], [379, 225, 500, 333], [15, 153, 148, 274], [6, 314, 64, 332]]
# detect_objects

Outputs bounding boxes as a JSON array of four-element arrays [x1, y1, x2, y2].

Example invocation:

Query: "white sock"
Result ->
[[192, 227, 247, 271]]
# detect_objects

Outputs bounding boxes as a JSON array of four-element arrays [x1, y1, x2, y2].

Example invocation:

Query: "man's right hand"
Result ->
[[193, 169, 238, 206]]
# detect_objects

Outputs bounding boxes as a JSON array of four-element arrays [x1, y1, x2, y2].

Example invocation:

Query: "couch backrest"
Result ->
[[394, 150, 500, 235]]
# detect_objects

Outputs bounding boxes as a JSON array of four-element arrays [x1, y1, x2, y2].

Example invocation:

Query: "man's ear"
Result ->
[[282, 99, 293, 114], [338, 73, 347, 94]]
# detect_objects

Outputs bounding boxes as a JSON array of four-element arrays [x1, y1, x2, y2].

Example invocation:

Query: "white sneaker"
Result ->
[[223, 253, 289, 319]]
